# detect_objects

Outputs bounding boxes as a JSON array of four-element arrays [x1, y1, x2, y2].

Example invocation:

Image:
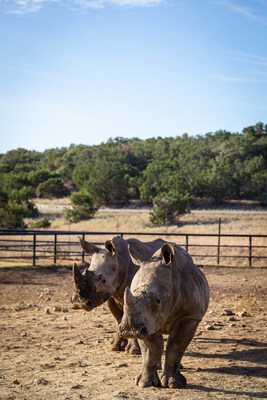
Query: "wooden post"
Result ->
[[54, 234, 57, 264], [217, 218, 221, 265], [33, 234, 36, 266]]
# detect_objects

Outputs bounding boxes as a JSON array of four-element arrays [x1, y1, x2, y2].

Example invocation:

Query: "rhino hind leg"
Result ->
[[161, 319, 199, 389], [110, 334, 128, 351], [125, 338, 141, 355]]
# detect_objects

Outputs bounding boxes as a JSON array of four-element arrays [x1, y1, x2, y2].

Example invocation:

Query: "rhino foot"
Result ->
[[161, 371, 187, 389], [135, 370, 160, 388], [125, 339, 141, 355], [110, 336, 128, 352]]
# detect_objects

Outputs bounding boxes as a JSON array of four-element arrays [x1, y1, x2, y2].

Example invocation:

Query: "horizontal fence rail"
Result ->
[[0, 229, 266, 267]]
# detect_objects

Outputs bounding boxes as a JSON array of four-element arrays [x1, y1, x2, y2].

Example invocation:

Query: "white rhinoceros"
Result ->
[[71, 236, 167, 354], [119, 243, 210, 388]]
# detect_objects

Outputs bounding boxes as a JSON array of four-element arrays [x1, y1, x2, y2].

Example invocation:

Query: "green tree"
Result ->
[[150, 191, 193, 226], [66, 189, 98, 223], [37, 178, 70, 199], [86, 161, 129, 206]]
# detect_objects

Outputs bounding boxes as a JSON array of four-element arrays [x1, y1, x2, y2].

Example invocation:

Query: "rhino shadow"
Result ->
[[187, 383, 267, 399], [186, 345, 267, 372]]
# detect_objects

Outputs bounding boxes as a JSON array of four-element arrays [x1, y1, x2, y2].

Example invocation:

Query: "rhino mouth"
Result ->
[[119, 324, 148, 339]]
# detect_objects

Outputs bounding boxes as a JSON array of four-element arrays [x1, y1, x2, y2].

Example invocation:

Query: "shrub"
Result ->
[[150, 191, 193, 226], [0, 200, 37, 229], [28, 217, 51, 229]]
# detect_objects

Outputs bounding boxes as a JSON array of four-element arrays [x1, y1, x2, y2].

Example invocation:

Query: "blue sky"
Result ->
[[0, 0, 266, 153]]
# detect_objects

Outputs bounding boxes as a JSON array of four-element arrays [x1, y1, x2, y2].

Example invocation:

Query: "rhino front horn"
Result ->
[[73, 263, 83, 285], [124, 286, 134, 307]]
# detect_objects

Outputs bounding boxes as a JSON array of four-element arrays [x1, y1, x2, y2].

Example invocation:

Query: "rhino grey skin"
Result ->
[[71, 236, 167, 354], [119, 243, 210, 388]]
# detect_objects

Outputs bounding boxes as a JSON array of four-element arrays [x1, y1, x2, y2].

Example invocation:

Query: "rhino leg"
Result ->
[[125, 338, 141, 355], [135, 333, 163, 388], [161, 320, 199, 389], [108, 298, 128, 351], [108, 298, 140, 354], [110, 333, 128, 351]]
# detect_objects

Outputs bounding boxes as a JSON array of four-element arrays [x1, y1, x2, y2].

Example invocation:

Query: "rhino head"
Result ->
[[119, 243, 174, 338], [71, 236, 131, 311], [71, 263, 110, 311]]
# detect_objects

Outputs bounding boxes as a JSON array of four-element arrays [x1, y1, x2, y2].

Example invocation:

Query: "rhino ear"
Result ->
[[128, 243, 148, 264], [124, 286, 134, 307], [128, 244, 142, 266], [105, 240, 116, 255], [78, 236, 100, 254], [161, 243, 174, 267]]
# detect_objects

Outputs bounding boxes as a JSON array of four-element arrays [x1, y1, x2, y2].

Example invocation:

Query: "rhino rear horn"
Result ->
[[73, 263, 83, 285], [161, 243, 174, 267], [78, 237, 100, 254], [124, 286, 134, 307]]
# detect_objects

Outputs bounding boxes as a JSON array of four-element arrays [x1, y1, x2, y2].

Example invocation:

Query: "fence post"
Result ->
[[54, 234, 57, 264], [186, 235, 188, 252], [249, 236, 252, 267], [33, 234, 36, 266], [82, 233, 85, 263], [217, 218, 221, 265]]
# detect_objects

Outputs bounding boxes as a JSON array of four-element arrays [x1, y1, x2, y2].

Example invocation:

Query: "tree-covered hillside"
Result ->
[[0, 122, 266, 227]]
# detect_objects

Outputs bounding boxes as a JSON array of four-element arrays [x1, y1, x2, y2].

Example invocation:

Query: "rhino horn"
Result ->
[[78, 236, 100, 254], [73, 263, 83, 285], [124, 286, 134, 307]]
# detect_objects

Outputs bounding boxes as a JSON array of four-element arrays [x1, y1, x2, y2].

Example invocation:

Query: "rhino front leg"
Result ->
[[108, 298, 128, 351], [161, 319, 199, 389], [108, 298, 140, 354], [135, 333, 163, 388]]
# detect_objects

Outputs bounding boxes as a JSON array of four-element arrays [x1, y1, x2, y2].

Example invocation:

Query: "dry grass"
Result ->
[[7, 204, 266, 268]]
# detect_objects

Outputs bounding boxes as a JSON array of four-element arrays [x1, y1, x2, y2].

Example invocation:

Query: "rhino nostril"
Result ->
[[139, 326, 148, 337]]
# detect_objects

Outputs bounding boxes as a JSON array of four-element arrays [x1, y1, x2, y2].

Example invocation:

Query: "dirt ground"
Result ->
[[0, 264, 266, 400]]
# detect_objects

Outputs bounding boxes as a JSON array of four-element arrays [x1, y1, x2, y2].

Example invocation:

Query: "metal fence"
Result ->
[[0, 229, 266, 267]]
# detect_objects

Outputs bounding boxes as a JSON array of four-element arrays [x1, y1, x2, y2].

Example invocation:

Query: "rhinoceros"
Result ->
[[119, 243, 210, 388], [71, 236, 167, 354]]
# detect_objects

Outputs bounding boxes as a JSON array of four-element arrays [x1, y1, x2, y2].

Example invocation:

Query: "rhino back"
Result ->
[[127, 238, 167, 262], [170, 247, 210, 320]]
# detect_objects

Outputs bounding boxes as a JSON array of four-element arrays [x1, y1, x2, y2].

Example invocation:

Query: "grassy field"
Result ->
[[1, 200, 257, 268], [32, 198, 267, 236]]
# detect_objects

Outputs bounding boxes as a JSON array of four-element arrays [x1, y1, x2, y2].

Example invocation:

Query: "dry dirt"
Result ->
[[0, 264, 266, 400]]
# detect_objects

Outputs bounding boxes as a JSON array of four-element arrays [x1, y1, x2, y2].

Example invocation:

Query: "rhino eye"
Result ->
[[102, 279, 106, 284], [156, 297, 161, 304]]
